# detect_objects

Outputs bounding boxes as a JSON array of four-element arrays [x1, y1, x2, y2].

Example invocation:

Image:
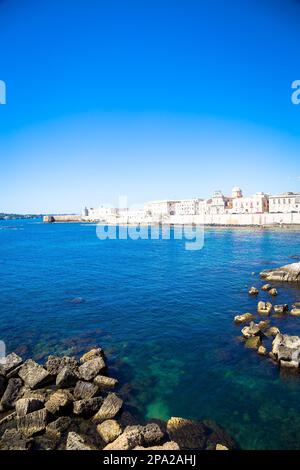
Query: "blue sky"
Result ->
[[0, 0, 300, 213]]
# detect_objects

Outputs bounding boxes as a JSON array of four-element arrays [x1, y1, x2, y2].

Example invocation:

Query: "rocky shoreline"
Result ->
[[234, 267, 300, 370], [260, 262, 300, 282], [0, 347, 236, 451]]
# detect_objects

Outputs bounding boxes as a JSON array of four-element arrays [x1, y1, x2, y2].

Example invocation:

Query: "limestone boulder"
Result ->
[[280, 360, 299, 369], [262, 284, 272, 291], [269, 288, 278, 297], [103, 425, 144, 450], [258, 345, 267, 356], [19, 360, 51, 390], [46, 416, 72, 438], [241, 322, 261, 339], [272, 333, 300, 364], [94, 375, 118, 390], [264, 326, 280, 337], [0, 428, 33, 450], [92, 393, 123, 424], [45, 389, 73, 415], [66, 432, 94, 450], [0, 378, 23, 410], [257, 320, 270, 331], [134, 441, 180, 450], [166, 417, 207, 450], [15, 397, 44, 417], [73, 397, 103, 416], [234, 313, 254, 324], [143, 423, 164, 446], [17, 408, 48, 437], [216, 444, 229, 450], [257, 301, 272, 315], [290, 308, 300, 317], [248, 287, 259, 296], [245, 336, 261, 349], [78, 357, 106, 381], [74, 380, 99, 400], [97, 419, 122, 444], [0, 353, 23, 376], [44, 355, 78, 376], [79, 348, 104, 364], [56, 366, 78, 388], [274, 305, 289, 314], [260, 262, 300, 282]]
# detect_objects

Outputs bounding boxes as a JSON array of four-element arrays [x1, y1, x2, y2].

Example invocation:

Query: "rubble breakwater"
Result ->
[[0, 347, 236, 451], [234, 264, 300, 370]]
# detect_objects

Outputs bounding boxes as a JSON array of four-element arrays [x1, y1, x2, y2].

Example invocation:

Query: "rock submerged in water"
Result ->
[[257, 301, 272, 316], [234, 313, 255, 324], [269, 288, 278, 297], [94, 375, 118, 390], [0, 348, 237, 450], [241, 322, 261, 339], [258, 345, 267, 356], [260, 262, 300, 283], [245, 336, 261, 349], [262, 284, 272, 291], [290, 308, 300, 317], [274, 304, 289, 314], [248, 287, 259, 296], [272, 333, 300, 366], [264, 326, 280, 338]]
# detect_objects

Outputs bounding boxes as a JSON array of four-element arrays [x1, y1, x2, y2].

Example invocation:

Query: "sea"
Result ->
[[1, 218, 300, 449]]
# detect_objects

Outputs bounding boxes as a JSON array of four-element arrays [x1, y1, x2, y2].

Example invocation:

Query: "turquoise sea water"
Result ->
[[1, 219, 300, 449]]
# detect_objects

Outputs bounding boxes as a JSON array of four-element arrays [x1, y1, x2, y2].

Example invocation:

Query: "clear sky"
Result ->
[[0, 0, 300, 213]]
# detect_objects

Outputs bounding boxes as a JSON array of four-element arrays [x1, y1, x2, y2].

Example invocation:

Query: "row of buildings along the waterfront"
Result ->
[[82, 188, 300, 222]]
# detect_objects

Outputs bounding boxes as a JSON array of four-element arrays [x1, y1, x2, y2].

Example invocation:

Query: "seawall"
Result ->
[[43, 215, 82, 223], [44, 213, 300, 226]]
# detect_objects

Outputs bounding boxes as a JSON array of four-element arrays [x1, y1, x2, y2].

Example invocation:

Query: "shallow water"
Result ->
[[1, 219, 300, 449]]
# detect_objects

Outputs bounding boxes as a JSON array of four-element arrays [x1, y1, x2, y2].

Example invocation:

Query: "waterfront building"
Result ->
[[269, 192, 300, 213], [196, 199, 207, 215], [144, 200, 180, 217], [83, 206, 117, 221], [231, 192, 269, 214], [206, 191, 232, 215], [231, 186, 243, 199], [173, 199, 199, 216]]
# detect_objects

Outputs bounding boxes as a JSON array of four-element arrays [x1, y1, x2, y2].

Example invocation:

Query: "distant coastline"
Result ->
[[0, 214, 42, 221]]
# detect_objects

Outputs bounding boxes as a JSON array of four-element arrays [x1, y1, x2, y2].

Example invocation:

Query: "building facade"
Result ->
[[269, 192, 300, 213], [206, 191, 232, 215], [144, 200, 180, 217], [231, 192, 269, 214], [173, 199, 199, 216]]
